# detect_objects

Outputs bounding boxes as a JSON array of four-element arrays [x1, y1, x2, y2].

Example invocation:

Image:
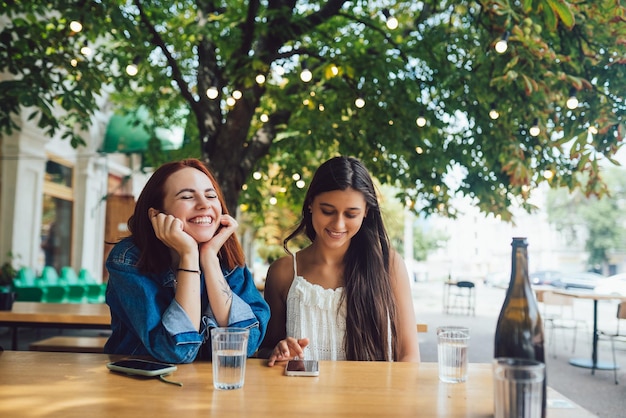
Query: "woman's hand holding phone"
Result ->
[[267, 337, 309, 366]]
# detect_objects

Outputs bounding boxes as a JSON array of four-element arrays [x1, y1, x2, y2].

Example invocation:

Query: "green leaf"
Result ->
[[523, 0, 534, 13], [546, 0, 576, 29]]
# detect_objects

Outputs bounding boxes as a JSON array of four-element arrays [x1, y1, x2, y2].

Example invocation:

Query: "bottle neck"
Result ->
[[508, 243, 532, 296]]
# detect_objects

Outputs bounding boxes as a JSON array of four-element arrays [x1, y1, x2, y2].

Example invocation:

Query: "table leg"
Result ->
[[11, 326, 17, 350], [569, 299, 617, 371]]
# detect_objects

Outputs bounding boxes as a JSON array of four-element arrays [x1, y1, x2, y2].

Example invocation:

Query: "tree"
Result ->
[[1, 0, 625, 222], [546, 166, 626, 272]]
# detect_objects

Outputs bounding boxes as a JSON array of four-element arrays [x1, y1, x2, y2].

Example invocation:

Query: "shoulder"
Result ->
[[106, 237, 140, 267], [389, 251, 409, 280], [264, 255, 295, 296]]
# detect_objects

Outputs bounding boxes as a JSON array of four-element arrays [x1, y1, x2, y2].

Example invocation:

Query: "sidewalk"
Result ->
[[412, 280, 625, 418]]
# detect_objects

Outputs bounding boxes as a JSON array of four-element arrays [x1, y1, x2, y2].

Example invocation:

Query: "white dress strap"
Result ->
[[292, 252, 298, 279]]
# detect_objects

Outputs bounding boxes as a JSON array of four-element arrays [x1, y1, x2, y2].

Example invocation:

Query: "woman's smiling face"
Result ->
[[310, 187, 367, 249], [162, 167, 222, 243]]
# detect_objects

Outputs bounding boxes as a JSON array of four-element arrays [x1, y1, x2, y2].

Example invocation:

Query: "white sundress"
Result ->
[[285, 253, 347, 361]]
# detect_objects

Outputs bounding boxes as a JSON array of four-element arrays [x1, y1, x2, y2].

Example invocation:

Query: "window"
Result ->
[[40, 158, 74, 273]]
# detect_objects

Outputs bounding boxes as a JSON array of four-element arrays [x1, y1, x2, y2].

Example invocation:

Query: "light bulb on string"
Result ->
[[566, 88, 578, 110], [69, 20, 83, 33], [355, 97, 365, 108], [495, 31, 509, 54], [232, 90, 242, 100], [300, 61, 312, 82], [125, 56, 140, 76], [125, 63, 138, 76], [255, 74, 266, 84], [80, 41, 92, 56], [382, 9, 398, 30], [206, 86, 219, 99], [529, 119, 540, 137], [300, 68, 312, 82], [489, 103, 499, 120], [416, 116, 427, 127]]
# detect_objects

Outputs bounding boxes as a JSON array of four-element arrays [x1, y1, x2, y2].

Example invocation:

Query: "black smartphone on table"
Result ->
[[107, 359, 177, 377]]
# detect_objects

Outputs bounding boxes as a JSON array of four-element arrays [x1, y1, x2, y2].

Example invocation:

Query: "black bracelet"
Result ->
[[177, 268, 201, 274]]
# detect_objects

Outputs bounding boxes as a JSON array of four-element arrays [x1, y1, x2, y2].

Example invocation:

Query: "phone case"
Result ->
[[107, 359, 177, 377]]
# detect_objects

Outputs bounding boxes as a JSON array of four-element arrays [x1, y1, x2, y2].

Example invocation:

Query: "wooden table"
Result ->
[[553, 290, 626, 371], [0, 302, 111, 350], [0, 351, 596, 417]]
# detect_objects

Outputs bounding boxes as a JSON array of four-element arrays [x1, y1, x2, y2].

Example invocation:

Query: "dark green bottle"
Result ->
[[494, 237, 546, 417]]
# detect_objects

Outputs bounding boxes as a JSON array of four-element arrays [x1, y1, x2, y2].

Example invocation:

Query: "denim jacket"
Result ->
[[104, 237, 270, 364]]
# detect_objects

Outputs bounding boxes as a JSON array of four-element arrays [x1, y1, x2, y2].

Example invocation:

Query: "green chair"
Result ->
[[78, 268, 97, 284], [60, 266, 79, 285], [65, 284, 87, 303], [15, 286, 44, 302], [86, 283, 106, 303], [41, 283, 67, 303], [15, 267, 37, 287], [40, 266, 60, 285]]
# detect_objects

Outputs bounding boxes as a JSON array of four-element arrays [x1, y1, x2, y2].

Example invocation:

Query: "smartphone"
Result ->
[[284, 359, 319, 377], [107, 359, 177, 377]]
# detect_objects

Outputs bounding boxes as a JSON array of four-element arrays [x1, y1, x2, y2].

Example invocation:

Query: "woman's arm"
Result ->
[[105, 242, 203, 364], [390, 251, 421, 362], [258, 255, 309, 364], [259, 257, 290, 354]]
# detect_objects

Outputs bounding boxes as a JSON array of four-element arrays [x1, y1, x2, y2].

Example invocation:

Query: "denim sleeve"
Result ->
[[202, 266, 270, 357], [106, 253, 203, 364]]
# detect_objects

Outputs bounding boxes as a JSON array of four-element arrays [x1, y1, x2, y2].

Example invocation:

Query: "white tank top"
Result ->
[[285, 253, 347, 361]]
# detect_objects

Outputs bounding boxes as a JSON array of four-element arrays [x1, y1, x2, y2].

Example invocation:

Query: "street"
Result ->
[[412, 280, 625, 417]]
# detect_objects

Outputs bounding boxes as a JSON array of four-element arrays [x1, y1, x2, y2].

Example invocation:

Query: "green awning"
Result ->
[[101, 108, 185, 154]]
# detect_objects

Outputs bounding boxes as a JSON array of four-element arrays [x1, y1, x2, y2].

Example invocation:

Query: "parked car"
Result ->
[[560, 271, 606, 291], [484, 271, 510, 288], [529, 270, 564, 288], [594, 273, 626, 296]]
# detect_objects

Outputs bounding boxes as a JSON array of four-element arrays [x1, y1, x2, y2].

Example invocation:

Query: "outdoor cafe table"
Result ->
[[0, 302, 111, 350], [553, 289, 626, 372], [0, 351, 596, 417]]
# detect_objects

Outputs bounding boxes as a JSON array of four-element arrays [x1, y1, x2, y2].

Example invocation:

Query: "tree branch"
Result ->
[[133, 0, 198, 112]]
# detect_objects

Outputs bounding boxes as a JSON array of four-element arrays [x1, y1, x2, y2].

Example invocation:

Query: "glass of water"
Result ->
[[211, 327, 249, 390], [437, 326, 470, 383]]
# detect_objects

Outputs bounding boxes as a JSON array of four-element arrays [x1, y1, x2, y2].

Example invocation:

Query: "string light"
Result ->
[[255, 74, 266, 84], [416, 116, 427, 127], [69, 21, 83, 33], [489, 103, 500, 120], [355, 97, 365, 108], [300, 61, 312, 82], [529, 119, 540, 137], [80, 41, 92, 56], [566, 88, 578, 110], [206, 86, 219, 99], [260, 114, 269, 123], [125, 57, 140, 76], [226, 96, 236, 106], [382, 9, 398, 30], [495, 31, 509, 54], [232, 90, 242, 100]]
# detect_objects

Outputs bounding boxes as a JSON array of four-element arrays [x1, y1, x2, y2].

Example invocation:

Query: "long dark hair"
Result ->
[[128, 159, 245, 274], [284, 156, 398, 361]]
